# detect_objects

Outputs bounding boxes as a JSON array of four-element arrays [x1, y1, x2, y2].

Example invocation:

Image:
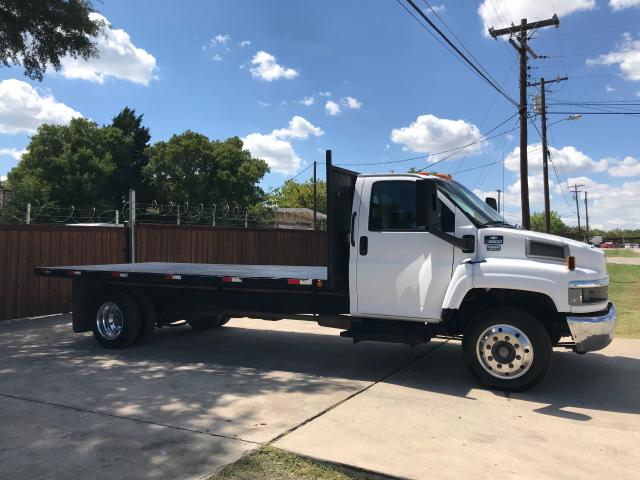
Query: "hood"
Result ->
[[478, 227, 606, 277]]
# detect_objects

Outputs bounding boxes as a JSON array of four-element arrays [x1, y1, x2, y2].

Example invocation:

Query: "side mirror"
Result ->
[[485, 197, 498, 211], [416, 179, 438, 230]]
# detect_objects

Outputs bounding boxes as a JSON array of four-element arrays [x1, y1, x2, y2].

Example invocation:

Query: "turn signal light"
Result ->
[[566, 256, 576, 271]]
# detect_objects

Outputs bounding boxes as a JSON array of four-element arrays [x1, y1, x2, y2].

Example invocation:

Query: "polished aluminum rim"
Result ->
[[96, 302, 124, 340], [476, 324, 533, 379]]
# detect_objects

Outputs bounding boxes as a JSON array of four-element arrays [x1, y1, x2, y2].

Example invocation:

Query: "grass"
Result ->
[[210, 447, 392, 480], [604, 248, 640, 258], [607, 263, 640, 338]]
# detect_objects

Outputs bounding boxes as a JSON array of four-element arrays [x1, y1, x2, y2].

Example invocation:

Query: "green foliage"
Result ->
[[143, 132, 269, 206], [530, 211, 568, 236], [5, 108, 152, 207], [106, 107, 151, 203], [6, 118, 120, 207], [269, 178, 326, 213], [0, 0, 102, 81]]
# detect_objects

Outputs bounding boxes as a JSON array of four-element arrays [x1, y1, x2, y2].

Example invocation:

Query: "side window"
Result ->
[[369, 181, 418, 231], [438, 200, 455, 232]]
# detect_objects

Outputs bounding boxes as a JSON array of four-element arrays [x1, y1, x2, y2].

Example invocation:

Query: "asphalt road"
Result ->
[[1, 315, 638, 479]]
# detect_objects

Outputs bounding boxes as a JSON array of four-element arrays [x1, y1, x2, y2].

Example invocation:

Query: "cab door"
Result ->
[[355, 177, 454, 320]]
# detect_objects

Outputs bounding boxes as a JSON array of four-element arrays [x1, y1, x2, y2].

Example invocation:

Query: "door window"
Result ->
[[369, 181, 417, 231]]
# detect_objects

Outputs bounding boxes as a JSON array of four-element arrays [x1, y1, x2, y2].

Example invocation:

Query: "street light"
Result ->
[[549, 114, 582, 128]]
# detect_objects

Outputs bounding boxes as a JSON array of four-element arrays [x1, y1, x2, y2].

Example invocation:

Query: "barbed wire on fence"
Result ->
[[1, 200, 327, 230]]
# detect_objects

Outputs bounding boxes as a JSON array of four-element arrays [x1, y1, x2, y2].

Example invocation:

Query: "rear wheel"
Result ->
[[463, 307, 552, 391], [187, 314, 230, 331], [92, 292, 141, 349]]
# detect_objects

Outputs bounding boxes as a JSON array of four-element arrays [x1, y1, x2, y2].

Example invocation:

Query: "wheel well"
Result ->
[[444, 288, 566, 338]]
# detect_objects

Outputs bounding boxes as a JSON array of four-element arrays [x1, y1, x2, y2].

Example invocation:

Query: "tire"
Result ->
[[462, 307, 552, 392], [187, 314, 229, 331], [132, 291, 157, 344], [92, 291, 142, 349]]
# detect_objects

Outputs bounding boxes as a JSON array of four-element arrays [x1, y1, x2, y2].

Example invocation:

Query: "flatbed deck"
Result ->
[[35, 262, 328, 289]]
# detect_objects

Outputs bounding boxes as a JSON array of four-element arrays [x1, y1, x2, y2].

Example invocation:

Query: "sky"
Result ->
[[1, 0, 640, 229]]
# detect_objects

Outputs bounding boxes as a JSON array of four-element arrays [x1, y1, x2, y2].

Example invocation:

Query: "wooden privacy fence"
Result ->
[[0, 224, 327, 321]]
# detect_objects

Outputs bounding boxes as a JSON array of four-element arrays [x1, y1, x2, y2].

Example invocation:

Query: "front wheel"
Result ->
[[462, 307, 552, 391]]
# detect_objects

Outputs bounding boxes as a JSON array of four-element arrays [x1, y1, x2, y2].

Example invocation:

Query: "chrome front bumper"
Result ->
[[566, 303, 616, 353]]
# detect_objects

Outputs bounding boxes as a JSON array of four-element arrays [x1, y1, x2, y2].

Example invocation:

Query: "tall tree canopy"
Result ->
[[0, 0, 102, 81], [6, 118, 120, 206], [143, 132, 269, 206], [5, 107, 152, 207], [107, 107, 151, 202], [268, 178, 327, 213], [530, 211, 568, 236]]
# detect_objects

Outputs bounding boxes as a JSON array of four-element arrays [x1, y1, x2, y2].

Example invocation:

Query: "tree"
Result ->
[[5, 118, 121, 206], [0, 0, 103, 81], [143, 132, 269, 206], [530, 211, 568, 236], [106, 107, 151, 204], [269, 178, 327, 213]]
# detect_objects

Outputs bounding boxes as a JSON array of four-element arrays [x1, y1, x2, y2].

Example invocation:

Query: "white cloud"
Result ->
[[430, 4, 446, 13], [609, 0, 640, 10], [249, 51, 298, 81], [341, 96, 362, 109], [587, 33, 640, 81], [390, 114, 483, 157], [609, 156, 640, 177], [300, 96, 315, 106], [239, 40, 252, 48], [60, 13, 157, 85], [0, 79, 82, 134], [478, 0, 594, 34], [318, 91, 332, 97], [564, 176, 640, 228], [211, 34, 231, 46], [504, 144, 608, 174], [606, 84, 616, 92], [211, 54, 223, 62], [258, 100, 270, 107], [0, 147, 26, 160], [242, 116, 323, 174], [272, 116, 324, 139], [0, 175, 6, 182], [325, 100, 341, 116]]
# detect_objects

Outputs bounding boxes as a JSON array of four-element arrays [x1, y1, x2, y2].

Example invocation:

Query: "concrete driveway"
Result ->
[[1, 315, 639, 479]]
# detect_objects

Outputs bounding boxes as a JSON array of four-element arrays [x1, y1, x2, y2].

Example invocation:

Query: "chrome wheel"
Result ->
[[96, 302, 124, 340], [476, 324, 534, 379]]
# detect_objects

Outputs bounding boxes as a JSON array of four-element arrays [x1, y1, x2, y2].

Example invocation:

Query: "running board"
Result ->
[[340, 320, 432, 346]]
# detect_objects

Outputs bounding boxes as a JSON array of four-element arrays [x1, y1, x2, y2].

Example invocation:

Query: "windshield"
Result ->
[[437, 180, 510, 227]]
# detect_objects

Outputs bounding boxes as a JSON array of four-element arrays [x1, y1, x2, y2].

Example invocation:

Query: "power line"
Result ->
[[398, 0, 519, 107]]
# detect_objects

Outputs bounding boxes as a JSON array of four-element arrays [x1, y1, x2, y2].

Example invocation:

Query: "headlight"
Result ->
[[568, 278, 609, 306]]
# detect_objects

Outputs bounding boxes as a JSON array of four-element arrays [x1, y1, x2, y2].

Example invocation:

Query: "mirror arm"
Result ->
[[427, 227, 475, 253]]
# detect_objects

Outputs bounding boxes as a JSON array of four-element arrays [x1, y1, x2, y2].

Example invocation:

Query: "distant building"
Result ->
[[275, 208, 326, 230]]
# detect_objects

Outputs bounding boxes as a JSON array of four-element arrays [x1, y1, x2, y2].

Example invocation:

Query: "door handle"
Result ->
[[359, 236, 368, 256], [350, 212, 357, 246]]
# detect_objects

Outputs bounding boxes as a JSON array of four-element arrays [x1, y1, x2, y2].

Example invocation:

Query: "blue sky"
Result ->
[[1, 0, 640, 228]]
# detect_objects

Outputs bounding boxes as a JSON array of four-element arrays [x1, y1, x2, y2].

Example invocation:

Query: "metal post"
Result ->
[[115, 209, 120, 225], [313, 161, 317, 231], [584, 191, 590, 235], [128, 189, 136, 263], [176, 204, 180, 225], [244, 209, 248, 228], [26, 203, 31, 224]]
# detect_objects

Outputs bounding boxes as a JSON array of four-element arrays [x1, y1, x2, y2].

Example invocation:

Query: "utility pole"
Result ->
[[496, 189, 502, 213], [568, 184, 584, 233], [584, 191, 590, 235], [489, 14, 559, 230], [313, 161, 317, 231], [529, 75, 568, 233]]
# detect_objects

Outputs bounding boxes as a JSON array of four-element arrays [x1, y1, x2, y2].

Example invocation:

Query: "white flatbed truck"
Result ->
[[36, 150, 616, 391]]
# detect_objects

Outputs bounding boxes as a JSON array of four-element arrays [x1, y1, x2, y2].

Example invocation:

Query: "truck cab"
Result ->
[[330, 161, 615, 390]]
